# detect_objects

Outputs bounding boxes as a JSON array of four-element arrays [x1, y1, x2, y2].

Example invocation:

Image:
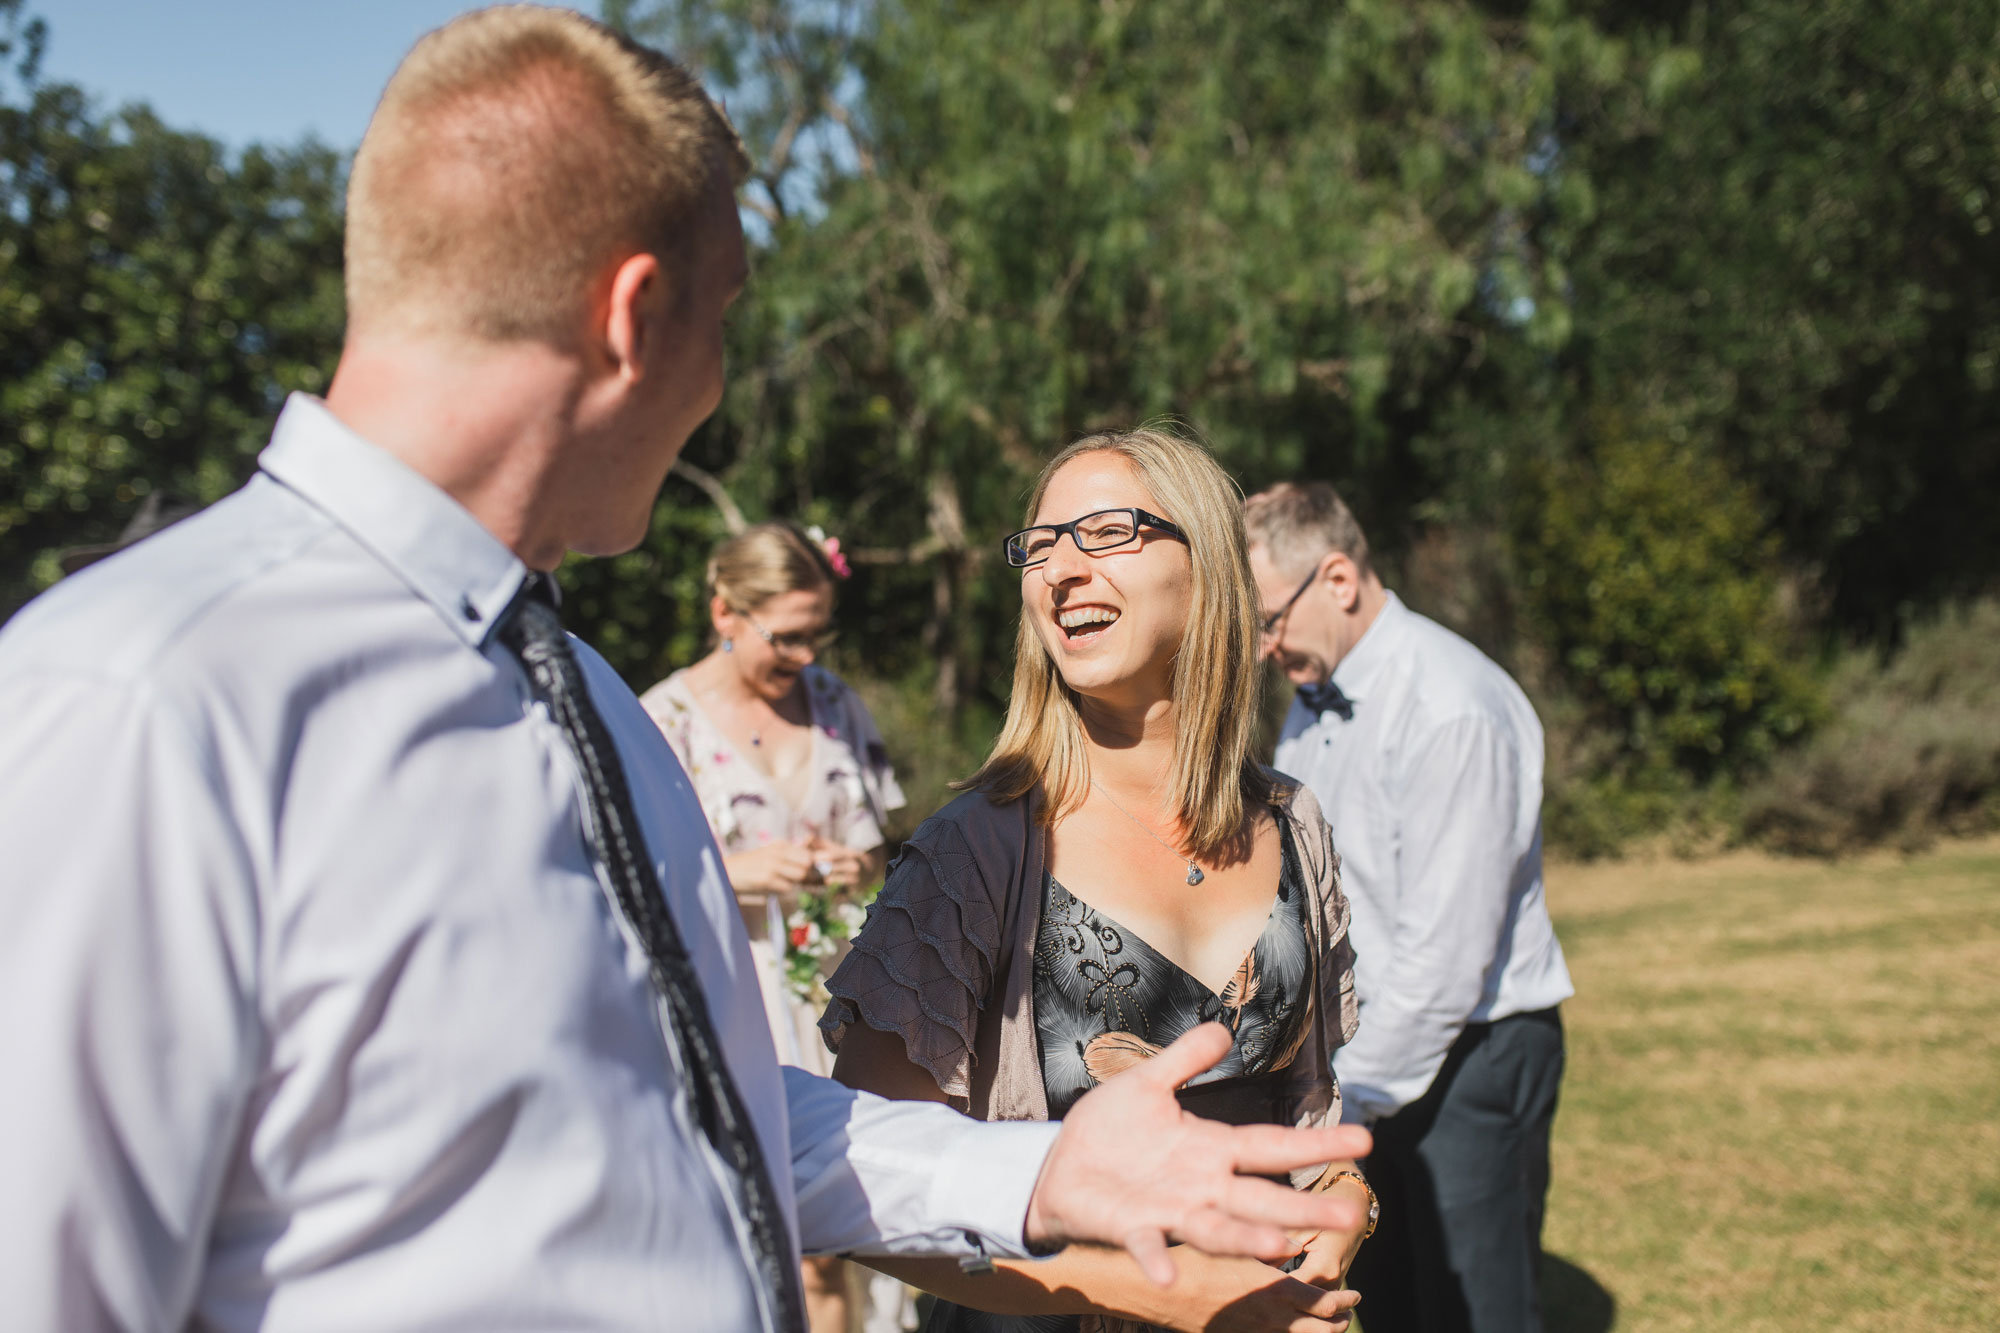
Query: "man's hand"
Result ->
[[1023, 1023, 1373, 1286]]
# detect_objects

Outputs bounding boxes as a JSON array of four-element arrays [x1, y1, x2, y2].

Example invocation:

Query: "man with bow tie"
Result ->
[[1244, 482, 1575, 1333]]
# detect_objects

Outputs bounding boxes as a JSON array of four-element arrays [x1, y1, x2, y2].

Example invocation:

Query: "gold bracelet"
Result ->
[[1320, 1168, 1379, 1240]]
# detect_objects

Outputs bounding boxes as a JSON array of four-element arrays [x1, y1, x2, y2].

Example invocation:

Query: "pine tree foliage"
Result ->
[[0, 0, 344, 613], [3, 0, 1997, 845]]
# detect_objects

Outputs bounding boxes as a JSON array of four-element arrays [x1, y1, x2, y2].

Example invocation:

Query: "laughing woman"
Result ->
[[821, 429, 1372, 1333]]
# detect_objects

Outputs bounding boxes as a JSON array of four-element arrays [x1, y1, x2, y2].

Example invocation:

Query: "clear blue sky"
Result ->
[[36, 1, 570, 151]]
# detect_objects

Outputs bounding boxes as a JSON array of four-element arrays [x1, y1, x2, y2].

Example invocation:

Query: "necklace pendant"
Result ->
[[1186, 863, 1204, 886]]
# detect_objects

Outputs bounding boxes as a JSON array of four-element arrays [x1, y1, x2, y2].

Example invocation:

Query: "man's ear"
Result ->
[[603, 251, 665, 382], [1324, 552, 1363, 613]]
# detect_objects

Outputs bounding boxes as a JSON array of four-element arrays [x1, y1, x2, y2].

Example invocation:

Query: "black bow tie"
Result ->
[[1297, 678, 1354, 721]]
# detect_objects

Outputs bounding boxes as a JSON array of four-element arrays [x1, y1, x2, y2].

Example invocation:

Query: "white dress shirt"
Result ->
[[1275, 592, 1573, 1122], [0, 395, 1055, 1332]]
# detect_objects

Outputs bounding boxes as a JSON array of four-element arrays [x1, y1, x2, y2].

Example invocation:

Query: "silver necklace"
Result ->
[[1091, 779, 1205, 886]]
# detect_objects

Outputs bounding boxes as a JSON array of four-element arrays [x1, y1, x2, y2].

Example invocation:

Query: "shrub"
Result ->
[[1742, 599, 2000, 854], [1531, 678, 1742, 860], [1512, 424, 1821, 790]]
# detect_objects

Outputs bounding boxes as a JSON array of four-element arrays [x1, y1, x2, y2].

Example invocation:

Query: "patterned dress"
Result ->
[[923, 820, 1317, 1333], [640, 664, 904, 1074]]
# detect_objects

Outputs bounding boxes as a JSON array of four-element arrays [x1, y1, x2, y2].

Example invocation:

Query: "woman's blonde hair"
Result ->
[[966, 426, 1277, 859], [709, 521, 838, 614]]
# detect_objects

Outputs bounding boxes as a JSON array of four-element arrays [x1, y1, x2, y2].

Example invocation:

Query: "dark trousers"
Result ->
[[1347, 1007, 1565, 1333]]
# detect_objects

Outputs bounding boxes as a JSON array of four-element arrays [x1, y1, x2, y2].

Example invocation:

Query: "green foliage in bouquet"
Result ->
[[783, 882, 881, 1004]]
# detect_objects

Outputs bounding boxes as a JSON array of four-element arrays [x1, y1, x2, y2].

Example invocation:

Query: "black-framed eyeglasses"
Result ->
[[1260, 565, 1320, 637], [1003, 507, 1187, 569], [742, 610, 837, 658]]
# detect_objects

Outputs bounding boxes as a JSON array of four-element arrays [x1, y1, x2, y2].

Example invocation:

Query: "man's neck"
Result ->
[[1330, 576, 1390, 675], [324, 333, 584, 570]]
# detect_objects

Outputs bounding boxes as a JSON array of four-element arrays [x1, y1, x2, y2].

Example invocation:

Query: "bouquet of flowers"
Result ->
[[784, 882, 879, 1003]]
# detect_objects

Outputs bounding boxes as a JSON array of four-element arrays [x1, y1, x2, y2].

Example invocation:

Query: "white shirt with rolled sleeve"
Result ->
[[0, 395, 1055, 1332], [1274, 591, 1574, 1124]]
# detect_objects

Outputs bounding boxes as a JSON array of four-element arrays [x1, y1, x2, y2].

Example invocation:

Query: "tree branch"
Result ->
[[965, 401, 1042, 474], [668, 458, 747, 534], [763, 102, 809, 189], [847, 534, 948, 565], [822, 93, 878, 179], [741, 187, 782, 227]]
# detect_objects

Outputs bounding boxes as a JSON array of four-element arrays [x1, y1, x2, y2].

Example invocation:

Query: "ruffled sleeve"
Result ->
[[819, 819, 1001, 1109]]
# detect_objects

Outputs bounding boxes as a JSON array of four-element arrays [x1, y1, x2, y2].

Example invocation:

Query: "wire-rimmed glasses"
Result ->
[[1260, 564, 1321, 638], [741, 610, 837, 658], [1002, 507, 1187, 569]]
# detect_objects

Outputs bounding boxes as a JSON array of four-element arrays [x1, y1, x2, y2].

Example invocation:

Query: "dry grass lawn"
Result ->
[[1535, 836, 2000, 1329]]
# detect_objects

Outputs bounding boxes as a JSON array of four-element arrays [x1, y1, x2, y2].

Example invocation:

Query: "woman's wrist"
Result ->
[[1321, 1171, 1377, 1244], [721, 853, 774, 898]]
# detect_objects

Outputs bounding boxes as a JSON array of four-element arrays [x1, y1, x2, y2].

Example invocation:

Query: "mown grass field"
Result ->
[[1534, 836, 2000, 1330]]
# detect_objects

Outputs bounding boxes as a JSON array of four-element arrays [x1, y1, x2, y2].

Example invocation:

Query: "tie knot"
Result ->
[[498, 576, 568, 668], [521, 570, 562, 610]]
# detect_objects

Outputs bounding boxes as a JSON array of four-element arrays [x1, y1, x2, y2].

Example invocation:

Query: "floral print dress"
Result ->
[[640, 664, 905, 1074]]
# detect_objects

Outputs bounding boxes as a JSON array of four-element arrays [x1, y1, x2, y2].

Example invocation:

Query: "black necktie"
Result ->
[[1297, 677, 1355, 721], [499, 575, 805, 1333]]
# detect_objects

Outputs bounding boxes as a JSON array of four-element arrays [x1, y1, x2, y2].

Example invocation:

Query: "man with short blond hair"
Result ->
[[0, 10, 1369, 1331], [344, 4, 745, 343], [1246, 481, 1574, 1333]]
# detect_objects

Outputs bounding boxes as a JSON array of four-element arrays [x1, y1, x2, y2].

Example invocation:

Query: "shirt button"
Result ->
[[460, 594, 482, 622]]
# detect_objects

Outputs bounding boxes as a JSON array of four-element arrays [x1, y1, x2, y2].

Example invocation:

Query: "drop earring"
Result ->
[[722, 638, 734, 653]]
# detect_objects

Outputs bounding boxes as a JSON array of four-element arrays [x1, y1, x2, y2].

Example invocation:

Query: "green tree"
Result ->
[[608, 0, 1998, 847], [612, 0, 1601, 712], [1542, 0, 2000, 637], [8, 0, 1995, 850], [1515, 419, 1819, 778], [0, 0, 345, 617]]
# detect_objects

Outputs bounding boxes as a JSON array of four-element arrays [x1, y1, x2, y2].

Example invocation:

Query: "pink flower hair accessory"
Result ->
[[806, 525, 852, 580]]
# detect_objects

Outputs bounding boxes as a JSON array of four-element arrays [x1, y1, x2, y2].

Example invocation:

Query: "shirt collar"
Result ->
[[1326, 588, 1408, 705], [258, 394, 530, 648]]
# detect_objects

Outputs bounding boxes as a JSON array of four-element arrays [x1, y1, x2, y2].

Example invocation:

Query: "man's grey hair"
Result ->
[[1241, 481, 1373, 578]]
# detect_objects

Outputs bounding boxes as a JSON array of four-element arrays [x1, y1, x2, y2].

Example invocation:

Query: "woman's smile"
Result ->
[[1055, 602, 1122, 646]]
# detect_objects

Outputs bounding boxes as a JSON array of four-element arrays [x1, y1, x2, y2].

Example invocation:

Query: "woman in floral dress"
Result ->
[[641, 521, 904, 1333]]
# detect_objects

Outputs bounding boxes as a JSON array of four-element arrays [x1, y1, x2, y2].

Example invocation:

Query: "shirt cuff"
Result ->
[[924, 1118, 1062, 1261], [1338, 1075, 1399, 1124]]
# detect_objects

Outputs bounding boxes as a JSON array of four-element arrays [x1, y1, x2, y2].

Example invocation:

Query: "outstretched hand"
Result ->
[[1022, 1023, 1373, 1287]]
